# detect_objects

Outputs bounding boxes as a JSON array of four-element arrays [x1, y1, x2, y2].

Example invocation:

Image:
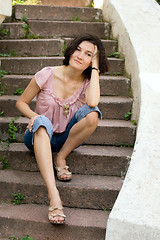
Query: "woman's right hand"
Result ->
[[27, 115, 40, 132]]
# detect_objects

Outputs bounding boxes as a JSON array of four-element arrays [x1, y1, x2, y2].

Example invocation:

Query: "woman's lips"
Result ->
[[74, 59, 82, 64]]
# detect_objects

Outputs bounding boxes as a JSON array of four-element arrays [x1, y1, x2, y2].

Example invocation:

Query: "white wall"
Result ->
[[0, 0, 12, 24], [103, 0, 160, 239]]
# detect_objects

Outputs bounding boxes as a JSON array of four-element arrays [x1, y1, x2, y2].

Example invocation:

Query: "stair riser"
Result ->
[[29, 21, 110, 39], [0, 57, 124, 75], [0, 179, 119, 210], [1, 75, 130, 96], [0, 121, 136, 145], [0, 217, 106, 240], [1, 21, 110, 39], [0, 147, 131, 176], [0, 39, 117, 57], [14, 5, 102, 22], [0, 98, 132, 120], [0, 39, 63, 56]]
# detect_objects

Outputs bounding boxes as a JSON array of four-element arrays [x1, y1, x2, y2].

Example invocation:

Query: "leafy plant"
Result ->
[[71, 16, 80, 21], [0, 111, 4, 116], [0, 27, 10, 38], [14, 88, 24, 95], [21, 235, 34, 240], [10, 236, 16, 240], [13, 193, 25, 205], [115, 142, 121, 147], [12, 0, 25, 5], [8, 117, 19, 142], [132, 120, 137, 125], [0, 156, 10, 169], [113, 72, 121, 76], [0, 51, 16, 57], [124, 111, 132, 121], [108, 52, 120, 58], [87, 0, 94, 7], [62, 42, 67, 55], [21, 15, 39, 39], [0, 70, 7, 77], [102, 206, 107, 212]]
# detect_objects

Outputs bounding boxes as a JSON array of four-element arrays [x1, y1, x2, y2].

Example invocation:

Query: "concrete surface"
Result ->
[[103, 0, 160, 239]]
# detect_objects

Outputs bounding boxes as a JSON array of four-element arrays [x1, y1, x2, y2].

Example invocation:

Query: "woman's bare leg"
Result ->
[[34, 126, 64, 222], [55, 112, 99, 180]]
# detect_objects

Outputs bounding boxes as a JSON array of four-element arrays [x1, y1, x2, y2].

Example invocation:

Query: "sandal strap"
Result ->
[[49, 213, 66, 219], [55, 165, 72, 177], [55, 165, 69, 171], [49, 206, 63, 212]]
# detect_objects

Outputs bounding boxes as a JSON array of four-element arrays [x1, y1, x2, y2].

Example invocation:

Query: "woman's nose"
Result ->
[[77, 52, 83, 59]]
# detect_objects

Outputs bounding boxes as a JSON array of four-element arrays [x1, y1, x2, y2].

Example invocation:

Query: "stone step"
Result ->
[[0, 56, 124, 75], [0, 117, 136, 145], [0, 142, 132, 176], [1, 20, 110, 39], [1, 74, 130, 96], [0, 203, 108, 240], [0, 38, 117, 57], [13, 5, 102, 22], [0, 95, 132, 119], [0, 169, 123, 210]]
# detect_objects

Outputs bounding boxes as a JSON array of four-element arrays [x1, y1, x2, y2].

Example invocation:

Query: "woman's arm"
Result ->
[[85, 46, 100, 107], [16, 77, 41, 130]]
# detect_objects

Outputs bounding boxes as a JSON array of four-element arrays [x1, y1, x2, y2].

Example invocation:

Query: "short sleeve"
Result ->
[[34, 67, 53, 89]]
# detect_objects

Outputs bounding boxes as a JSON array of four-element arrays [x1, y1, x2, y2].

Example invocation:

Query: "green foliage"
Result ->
[[21, 235, 34, 240], [62, 42, 67, 55], [113, 72, 121, 76], [0, 70, 7, 77], [0, 27, 10, 38], [124, 111, 132, 121], [0, 51, 16, 57], [0, 111, 4, 117], [12, 0, 25, 5], [115, 142, 134, 148], [156, 0, 160, 4], [10, 237, 16, 240], [21, 15, 39, 39], [131, 120, 137, 125], [87, 0, 94, 7], [115, 141, 121, 147], [108, 52, 120, 58], [71, 16, 80, 21], [0, 156, 10, 169], [8, 117, 19, 142], [102, 206, 107, 212], [12, 193, 25, 205], [14, 88, 24, 95]]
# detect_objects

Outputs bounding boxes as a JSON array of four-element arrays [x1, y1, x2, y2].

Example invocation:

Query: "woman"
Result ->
[[16, 33, 109, 224]]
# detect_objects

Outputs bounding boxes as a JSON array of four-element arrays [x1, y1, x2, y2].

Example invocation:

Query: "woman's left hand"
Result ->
[[92, 45, 99, 68]]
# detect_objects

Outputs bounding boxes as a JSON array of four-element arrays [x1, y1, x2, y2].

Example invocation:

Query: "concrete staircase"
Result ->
[[0, 5, 136, 240]]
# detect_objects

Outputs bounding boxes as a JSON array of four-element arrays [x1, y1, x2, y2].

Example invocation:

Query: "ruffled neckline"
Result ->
[[50, 67, 88, 106]]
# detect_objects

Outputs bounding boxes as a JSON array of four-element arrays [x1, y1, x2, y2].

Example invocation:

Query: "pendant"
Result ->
[[63, 104, 70, 118]]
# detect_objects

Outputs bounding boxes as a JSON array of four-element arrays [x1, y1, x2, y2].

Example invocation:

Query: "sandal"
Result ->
[[48, 206, 66, 224], [55, 165, 72, 182]]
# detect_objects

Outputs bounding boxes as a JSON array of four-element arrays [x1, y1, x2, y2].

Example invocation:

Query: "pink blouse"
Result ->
[[34, 67, 90, 133]]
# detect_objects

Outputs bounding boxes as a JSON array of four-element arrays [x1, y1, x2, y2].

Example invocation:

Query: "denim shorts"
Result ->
[[24, 104, 102, 153]]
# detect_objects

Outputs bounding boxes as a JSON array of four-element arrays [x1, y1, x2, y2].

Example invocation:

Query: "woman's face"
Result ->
[[69, 41, 95, 71]]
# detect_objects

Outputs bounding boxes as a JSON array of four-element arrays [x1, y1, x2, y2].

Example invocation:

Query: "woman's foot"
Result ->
[[54, 154, 72, 181], [48, 206, 66, 224], [48, 188, 66, 224]]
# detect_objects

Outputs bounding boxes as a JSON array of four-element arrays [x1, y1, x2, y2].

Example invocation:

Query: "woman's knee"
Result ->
[[34, 126, 48, 138], [85, 111, 99, 127]]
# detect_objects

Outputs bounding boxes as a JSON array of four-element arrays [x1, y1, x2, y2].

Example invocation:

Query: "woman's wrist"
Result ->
[[91, 67, 100, 74]]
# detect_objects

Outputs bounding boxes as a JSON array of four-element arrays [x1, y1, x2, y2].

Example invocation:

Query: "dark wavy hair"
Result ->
[[63, 33, 110, 79]]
